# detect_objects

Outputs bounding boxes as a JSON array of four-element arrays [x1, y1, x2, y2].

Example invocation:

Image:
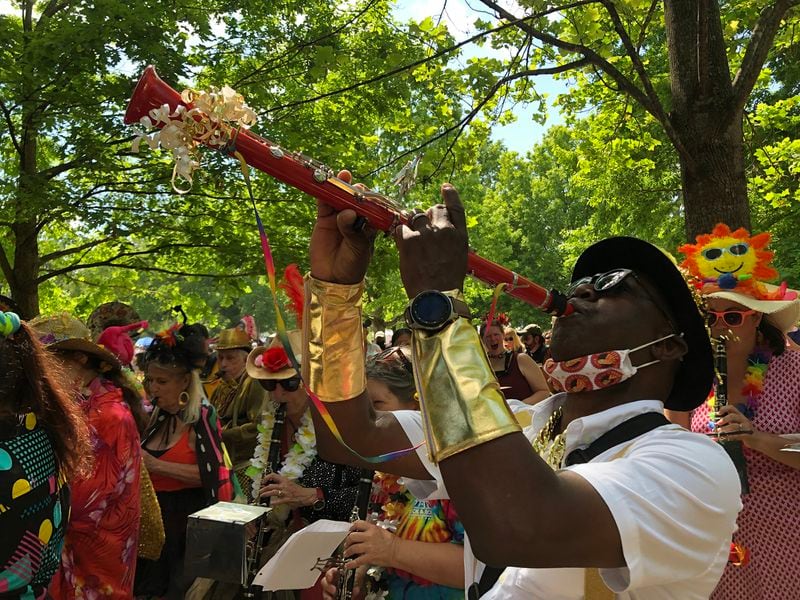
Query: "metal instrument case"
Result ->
[[185, 501, 271, 585]]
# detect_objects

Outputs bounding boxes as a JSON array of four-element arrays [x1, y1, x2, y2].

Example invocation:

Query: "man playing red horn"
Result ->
[[304, 175, 740, 599]]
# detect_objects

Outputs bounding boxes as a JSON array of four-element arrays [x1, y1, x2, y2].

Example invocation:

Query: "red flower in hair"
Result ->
[[259, 347, 290, 372]]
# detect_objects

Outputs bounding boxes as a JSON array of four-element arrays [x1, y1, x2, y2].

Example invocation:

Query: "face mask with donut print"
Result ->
[[543, 334, 680, 393]]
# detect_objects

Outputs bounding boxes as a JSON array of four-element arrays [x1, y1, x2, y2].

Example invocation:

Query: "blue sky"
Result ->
[[392, 0, 568, 154]]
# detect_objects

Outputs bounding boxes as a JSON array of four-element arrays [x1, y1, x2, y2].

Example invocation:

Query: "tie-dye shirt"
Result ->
[[372, 474, 464, 600]]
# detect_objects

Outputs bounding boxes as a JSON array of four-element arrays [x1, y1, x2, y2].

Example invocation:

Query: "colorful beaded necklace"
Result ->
[[707, 347, 771, 430]]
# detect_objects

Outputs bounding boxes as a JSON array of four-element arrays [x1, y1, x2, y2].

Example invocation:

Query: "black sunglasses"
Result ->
[[566, 268, 636, 297], [261, 376, 302, 392], [568, 268, 678, 330]]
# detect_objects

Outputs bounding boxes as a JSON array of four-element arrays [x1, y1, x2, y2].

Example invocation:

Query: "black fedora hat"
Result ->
[[572, 237, 713, 411]]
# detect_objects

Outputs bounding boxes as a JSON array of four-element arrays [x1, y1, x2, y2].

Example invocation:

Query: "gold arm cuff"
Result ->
[[303, 275, 367, 402], [412, 318, 521, 464]]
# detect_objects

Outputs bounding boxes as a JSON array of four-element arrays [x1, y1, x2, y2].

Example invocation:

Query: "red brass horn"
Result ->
[[125, 66, 572, 316]]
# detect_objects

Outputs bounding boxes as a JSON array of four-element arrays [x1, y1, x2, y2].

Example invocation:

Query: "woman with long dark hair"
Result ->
[[0, 313, 90, 600], [31, 313, 143, 600]]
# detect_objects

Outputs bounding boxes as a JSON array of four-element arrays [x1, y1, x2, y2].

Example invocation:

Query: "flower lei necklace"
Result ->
[[246, 404, 317, 500], [707, 347, 771, 429]]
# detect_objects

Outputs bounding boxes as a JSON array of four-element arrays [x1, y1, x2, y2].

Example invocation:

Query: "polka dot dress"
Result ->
[[691, 350, 800, 600], [0, 413, 70, 600]]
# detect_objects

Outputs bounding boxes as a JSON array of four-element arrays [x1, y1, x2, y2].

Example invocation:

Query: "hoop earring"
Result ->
[[178, 391, 190, 409]]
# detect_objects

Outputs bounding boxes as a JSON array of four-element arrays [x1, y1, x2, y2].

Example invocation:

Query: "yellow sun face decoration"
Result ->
[[679, 224, 777, 296]]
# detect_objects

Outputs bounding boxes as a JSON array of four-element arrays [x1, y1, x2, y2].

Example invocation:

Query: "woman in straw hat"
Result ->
[[246, 330, 363, 599], [0, 312, 91, 600], [30, 313, 144, 600], [676, 224, 800, 600], [134, 322, 235, 600]]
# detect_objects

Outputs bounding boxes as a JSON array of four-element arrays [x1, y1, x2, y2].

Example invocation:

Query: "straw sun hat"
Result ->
[[30, 313, 122, 370], [246, 329, 302, 381]]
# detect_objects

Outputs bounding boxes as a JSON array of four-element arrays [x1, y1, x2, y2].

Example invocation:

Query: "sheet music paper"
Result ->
[[252, 519, 351, 591]]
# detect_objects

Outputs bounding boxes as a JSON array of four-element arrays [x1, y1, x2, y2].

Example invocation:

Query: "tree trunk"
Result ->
[[11, 0, 42, 319], [679, 114, 750, 240], [12, 123, 42, 319], [664, 0, 751, 241], [10, 220, 40, 319]]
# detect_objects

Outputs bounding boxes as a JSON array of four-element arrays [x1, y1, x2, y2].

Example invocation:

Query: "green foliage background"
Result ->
[[0, 0, 797, 335]]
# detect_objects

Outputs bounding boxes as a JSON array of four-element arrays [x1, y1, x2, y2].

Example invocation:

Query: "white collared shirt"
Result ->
[[393, 394, 742, 599]]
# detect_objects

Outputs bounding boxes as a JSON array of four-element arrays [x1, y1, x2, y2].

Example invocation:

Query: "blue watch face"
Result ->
[[412, 292, 451, 326]]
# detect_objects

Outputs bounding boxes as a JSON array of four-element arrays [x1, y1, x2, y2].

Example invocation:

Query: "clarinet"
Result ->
[[336, 469, 375, 600], [243, 403, 288, 599], [125, 66, 573, 318], [712, 337, 750, 495]]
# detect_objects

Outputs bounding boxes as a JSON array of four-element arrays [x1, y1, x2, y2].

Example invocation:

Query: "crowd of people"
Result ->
[[2, 194, 799, 600]]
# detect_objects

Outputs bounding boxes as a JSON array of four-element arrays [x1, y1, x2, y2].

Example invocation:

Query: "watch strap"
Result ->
[[406, 290, 472, 331]]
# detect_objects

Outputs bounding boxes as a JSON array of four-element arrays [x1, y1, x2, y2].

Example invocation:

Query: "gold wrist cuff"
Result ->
[[303, 275, 367, 402], [412, 318, 521, 463]]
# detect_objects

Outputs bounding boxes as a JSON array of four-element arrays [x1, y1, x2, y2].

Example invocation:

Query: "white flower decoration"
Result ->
[[248, 405, 317, 500], [133, 85, 258, 193]]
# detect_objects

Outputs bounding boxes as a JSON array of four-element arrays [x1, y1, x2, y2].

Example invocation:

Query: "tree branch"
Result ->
[[478, 0, 694, 164], [0, 244, 15, 288], [599, 1, 667, 122], [234, 0, 381, 88], [0, 99, 21, 154], [365, 60, 591, 177], [39, 261, 261, 283], [39, 236, 118, 264], [729, 0, 800, 120], [36, 0, 73, 27], [636, 0, 660, 50], [38, 157, 88, 180], [36, 242, 226, 283], [262, 0, 596, 115]]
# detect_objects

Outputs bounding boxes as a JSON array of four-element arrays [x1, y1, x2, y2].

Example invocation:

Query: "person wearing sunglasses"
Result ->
[[671, 225, 800, 600], [502, 327, 524, 354], [301, 172, 741, 600], [245, 330, 364, 598]]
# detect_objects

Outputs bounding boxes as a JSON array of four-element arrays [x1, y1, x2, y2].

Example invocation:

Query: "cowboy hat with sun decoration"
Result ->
[[679, 223, 799, 332]]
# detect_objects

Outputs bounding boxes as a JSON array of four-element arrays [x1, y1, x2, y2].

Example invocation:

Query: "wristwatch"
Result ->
[[405, 290, 471, 332], [312, 488, 326, 511]]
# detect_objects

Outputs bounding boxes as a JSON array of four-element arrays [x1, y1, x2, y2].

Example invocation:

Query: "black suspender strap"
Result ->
[[565, 411, 670, 466], [468, 410, 670, 598]]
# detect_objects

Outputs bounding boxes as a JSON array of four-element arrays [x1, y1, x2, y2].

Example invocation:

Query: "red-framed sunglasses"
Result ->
[[707, 309, 756, 328]]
